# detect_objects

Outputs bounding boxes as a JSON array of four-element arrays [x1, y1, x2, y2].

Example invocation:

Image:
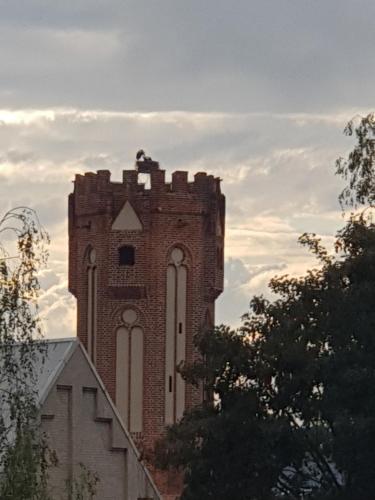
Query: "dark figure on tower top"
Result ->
[[135, 149, 159, 172], [136, 149, 152, 161]]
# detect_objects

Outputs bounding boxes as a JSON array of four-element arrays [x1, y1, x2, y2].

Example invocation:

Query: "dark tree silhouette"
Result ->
[[156, 115, 375, 499]]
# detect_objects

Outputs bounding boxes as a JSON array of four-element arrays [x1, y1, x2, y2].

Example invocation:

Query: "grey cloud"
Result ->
[[0, 108, 359, 335], [0, 0, 370, 336], [0, 1, 127, 31], [225, 257, 251, 289], [33, 197, 66, 229], [0, 109, 349, 219], [225, 257, 287, 290], [39, 269, 60, 290], [39, 285, 76, 339], [218, 259, 288, 327], [0, 149, 36, 164], [247, 263, 287, 282], [0, 1, 374, 111]]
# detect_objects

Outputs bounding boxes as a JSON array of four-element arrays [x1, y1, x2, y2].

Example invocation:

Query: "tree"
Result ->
[[156, 114, 375, 499], [0, 207, 51, 498], [0, 207, 100, 499], [336, 112, 375, 209], [66, 463, 100, 500]]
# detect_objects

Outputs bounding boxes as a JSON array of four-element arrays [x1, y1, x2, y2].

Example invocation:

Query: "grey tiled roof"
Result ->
[[34, 338, 77, 404]]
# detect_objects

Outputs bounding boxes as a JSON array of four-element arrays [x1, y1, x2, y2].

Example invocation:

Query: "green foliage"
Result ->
[[158, 218, 375, 499], [66, 463, 99, 500], [336, 113, 375, 209], [157, 117, 375, 499], [0, 207, 50, 498], [0, 425, 56, 500], [0, 208, 100, 499]]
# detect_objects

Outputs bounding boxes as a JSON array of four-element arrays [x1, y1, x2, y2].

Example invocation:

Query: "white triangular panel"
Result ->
[[112, 201, 142, 231]]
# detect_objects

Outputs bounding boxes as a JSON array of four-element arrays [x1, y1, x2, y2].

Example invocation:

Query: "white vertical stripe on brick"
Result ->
[[116, 326, 130, 428], [165, 264, 176, 424], [87, 267, 93, 358], [130, 326, 143, 433], [176, 265, 187, 421]]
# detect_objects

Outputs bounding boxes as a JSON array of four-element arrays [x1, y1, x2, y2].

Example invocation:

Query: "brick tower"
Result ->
[[68, 157, 225, 497]]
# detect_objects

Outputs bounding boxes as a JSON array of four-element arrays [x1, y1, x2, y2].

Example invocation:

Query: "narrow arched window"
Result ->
[[116, 308, 143, 433], [165, 247, 187, 425], [119, 245, 135, 266], [87, 247, 97, 363]]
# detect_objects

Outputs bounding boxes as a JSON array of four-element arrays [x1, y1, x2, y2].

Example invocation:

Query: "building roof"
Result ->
[[35, 338, 77, 405]]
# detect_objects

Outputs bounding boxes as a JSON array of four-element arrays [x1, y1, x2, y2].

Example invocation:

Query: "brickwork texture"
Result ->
[[68, 159, 225, 498]]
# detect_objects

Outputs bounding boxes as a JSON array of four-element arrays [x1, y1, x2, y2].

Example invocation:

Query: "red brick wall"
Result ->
[[68, 162, 225, 497]]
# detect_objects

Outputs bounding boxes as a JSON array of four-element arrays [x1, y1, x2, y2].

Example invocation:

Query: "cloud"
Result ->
[[217, 257, 289, 327], [38, 281, 76, 339], [0, 2, 370, 340], [0, 1, 374, 112], [0, 106, 360, 336]]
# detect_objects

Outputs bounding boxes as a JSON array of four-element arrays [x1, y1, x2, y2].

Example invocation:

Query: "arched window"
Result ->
[[86, 248, 97, 363], [165, 247, 187, 424], [116, 308, 143, 434], [118, 245, 135, 266]]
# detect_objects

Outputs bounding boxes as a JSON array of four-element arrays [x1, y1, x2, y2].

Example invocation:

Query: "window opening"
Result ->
[[119, 245, 135, 266], [138, 172, 151, 189]]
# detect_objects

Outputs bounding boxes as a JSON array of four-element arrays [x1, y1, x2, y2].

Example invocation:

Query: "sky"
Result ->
[[0, 0, 373, 337]]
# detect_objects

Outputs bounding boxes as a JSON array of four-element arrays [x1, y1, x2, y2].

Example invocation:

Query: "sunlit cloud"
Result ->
[[0, 105, 362, 334]]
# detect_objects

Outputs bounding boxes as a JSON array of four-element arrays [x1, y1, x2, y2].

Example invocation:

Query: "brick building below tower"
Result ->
[[68, 158, 225, 498]]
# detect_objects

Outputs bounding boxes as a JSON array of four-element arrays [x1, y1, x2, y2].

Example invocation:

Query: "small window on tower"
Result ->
[[119, 245, 135, 266]]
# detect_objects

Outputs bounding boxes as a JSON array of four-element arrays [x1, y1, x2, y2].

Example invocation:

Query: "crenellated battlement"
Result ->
[[73, 163, 222, 198]]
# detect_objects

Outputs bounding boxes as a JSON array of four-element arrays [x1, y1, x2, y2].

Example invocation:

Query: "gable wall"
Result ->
[[41, 346, 160, 500]]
